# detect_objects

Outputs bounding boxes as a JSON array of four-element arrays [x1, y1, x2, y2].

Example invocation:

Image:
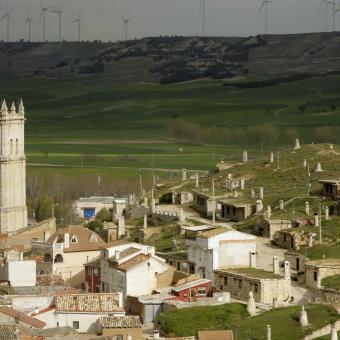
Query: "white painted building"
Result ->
[[74, 196, 114, 220], [1, 260, 36, 287], [100, 241, 170, 298], [0, 99, 27, 235], [185, 227, 256, 281], [32, 225, 106, 287], [34, 293, 124, 333]]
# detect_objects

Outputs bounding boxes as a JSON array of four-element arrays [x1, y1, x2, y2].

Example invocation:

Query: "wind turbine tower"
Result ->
[[40, 0, 50, 42], [25, 8, 33, 42], [319, 0, 329, 32], [52, 2, 64, 42], [73, 10, 83, 42], [1, 2, 12, 42], [258, 0, 274, 35], [329, 0, 337, 31], [121, 16, 132, 41], [199, 0, 206, 36]]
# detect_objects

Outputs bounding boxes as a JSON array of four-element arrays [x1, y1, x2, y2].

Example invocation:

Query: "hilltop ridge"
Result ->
[[3, 32, 340, 83]]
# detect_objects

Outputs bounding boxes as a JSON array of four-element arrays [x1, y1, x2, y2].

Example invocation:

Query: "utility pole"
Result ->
[[307, 163, 310, 196], [212, 177, 215, 226], [319, 200, 322, 244]]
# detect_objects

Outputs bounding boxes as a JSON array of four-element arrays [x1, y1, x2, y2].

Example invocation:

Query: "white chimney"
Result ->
[[249, 252, 256, 269], [266, 325, 272, 340], [115, 250, 120, 260], [273, 256, 280, 275], [153, 330, 160, 339], [64, 233, 70, 249], [284, 261, 290, 279]]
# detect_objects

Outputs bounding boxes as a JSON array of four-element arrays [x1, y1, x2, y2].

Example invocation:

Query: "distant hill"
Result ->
[[3, 32, 340, 84]]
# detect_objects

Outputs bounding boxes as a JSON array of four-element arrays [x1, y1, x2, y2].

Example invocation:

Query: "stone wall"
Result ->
[[304, 319, 340, 340], [311, 287, 340, 304]]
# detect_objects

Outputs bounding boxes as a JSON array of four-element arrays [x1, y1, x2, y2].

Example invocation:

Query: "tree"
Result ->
[[96, 208, 112, 223], [35, 194, 53, 221], [283, 128, 299, 145], [298, 104, 306, 113], [258, 123, 279, 146]]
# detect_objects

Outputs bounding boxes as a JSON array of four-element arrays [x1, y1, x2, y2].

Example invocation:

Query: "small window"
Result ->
[[314, 271, 318, 281], [198, 287, 206, 295], [90, 233, 97, 243], [70, 235, 78, 243], [224, 277, 228, 286], [10, 139, 13, 155], [254, 284, 258, 293], [238, 279, 242, 289], [72, 321, 79, 330], [15, 138, 19, 155]]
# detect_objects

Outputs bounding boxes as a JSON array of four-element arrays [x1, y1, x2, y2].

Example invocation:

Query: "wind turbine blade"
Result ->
[[318, 0, 326, 13], [257, 1, 265, 15]]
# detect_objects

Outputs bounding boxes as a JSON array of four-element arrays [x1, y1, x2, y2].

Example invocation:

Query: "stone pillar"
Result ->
[[144, 196, 148, 208], [259, 187, 264, 200], [256, 200, 263, 213], [331, 324, 338, 340], [294, 138, 301, 150], [284, 261, 290, 279], [315, 162, 323, 172], [227, 173, 232, 180], [242, 151, 248, 163], [267, 205, 272, 219], [151, 199, 156, 214], [308, 233, 313, 248], [143, 214, 148, 229], [251, 189, 255, 198], [299, 305, 308, 327], [303, 159, 307, 168], [182, 168, 187, 181], [314, 213, 319, 227], [249, 251, 256, 269], [179, 208, 185, 223], [195, 173, 199, 188], [266, 325, 272, 340], [117, 216, 125, 238], [279, 200, 284, 210], [247, 291, 256, 316], [305, 202, 310, 216], [270, 152, 274, 163], [325, 206, 330, 220], [240, 178, 245, 190], [273, 256, 280, 275]]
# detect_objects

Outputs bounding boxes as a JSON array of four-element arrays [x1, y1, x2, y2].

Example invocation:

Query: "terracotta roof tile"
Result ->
[[0, 323, 17, 340], [55, 293, 122, 313], [0, 306, 46, 329], [47, 225, 106, 253], [99, 316, 142, 328], [198, 330, 233, 340]]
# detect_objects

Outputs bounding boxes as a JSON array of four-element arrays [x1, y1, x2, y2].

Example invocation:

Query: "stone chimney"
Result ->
[[299, 305, 308, 327], [314, 213, 319, 227], [284, 261, 290, 279], [143, 215, 148, 229], [294, 138, 301, 150], [325, 206, 330, 220], [240, 178, 245, 190], [195, 173, 199, 188], [153, 330, 160, 339], [256, 200, 263, 213], [270, 152, 274, 163], [181, 169, 187, 181], [266, 325, 272, 340], [305, 201, 310, 216], [259, 187, 264, 200], [249, 252, 256, 269], [273, 256, 280, 275], [64, 233, 70, 249], [115, 250, 120, 260], [179, 208, 185, 223], [279, 200, 284, 210]]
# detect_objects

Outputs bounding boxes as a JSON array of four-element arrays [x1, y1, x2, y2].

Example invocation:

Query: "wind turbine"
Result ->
[[24, 7, 33, 42], [51, 1, 64, 42], [121, 16, 133, 41], [199, 0, 206, 36], [319, 0, 329, 32], [39, 0, 50, 42], [258, 0, 274, 35], [329, 0, 337, 31], [333, 2, 340, 29], [72, 9, 83, 42], [1, 2, 12, 42]]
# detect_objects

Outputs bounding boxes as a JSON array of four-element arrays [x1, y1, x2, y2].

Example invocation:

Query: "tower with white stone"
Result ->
[[0, 99, 27, 234]]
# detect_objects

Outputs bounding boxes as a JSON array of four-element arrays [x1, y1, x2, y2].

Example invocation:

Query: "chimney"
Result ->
[[44, 231, 50, 242], [249, 252, 256, 269], [314, 213, 319, 227], [115, 250, 120, 260], [153, 330, 160, 339], [284, 261, 290, 279], [64, 233, 70, 249], [266, 325, 271, 340], [273, 256, 280, 275]]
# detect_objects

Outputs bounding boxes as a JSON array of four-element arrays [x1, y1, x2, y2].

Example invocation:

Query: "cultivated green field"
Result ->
[[4, 73, 340, 174]]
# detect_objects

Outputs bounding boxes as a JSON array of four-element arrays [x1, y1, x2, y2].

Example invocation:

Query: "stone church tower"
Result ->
[[0, 99, 27, 235]]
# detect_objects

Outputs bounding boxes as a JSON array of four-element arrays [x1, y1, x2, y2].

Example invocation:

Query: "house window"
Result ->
[[72, 321, 79, 330], [253, 283, 258, 293], [223, 277, 228, 286], [54, 254, 63, 263], [314, 271, 318, 281], [238, 279, 242, 289], [198, 287, 206, 295], [70, 235, 78, 243]]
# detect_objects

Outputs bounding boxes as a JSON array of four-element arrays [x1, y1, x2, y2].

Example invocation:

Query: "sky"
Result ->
[[0, 0, 336, 42]]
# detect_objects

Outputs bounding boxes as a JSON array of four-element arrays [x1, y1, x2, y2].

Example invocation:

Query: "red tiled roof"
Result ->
[[0, 306, 46, 329]]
